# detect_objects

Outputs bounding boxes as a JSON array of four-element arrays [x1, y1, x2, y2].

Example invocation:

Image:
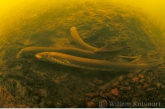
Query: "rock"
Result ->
[[99, 92, 108, 98], [156, 83, 161, 89], [17, 104, 30, 108], [45, 100, 55, 108], [120, 86, 131, 91], [137, 85, 141, 89], [85, 97, 91, 102], [32, 105, 39, 108], [121, 95, 129, 100], [139, 79, 145, 83], [55, 102, 62, 108], [112, 82, 119, 87], [86, 101, 96, 108], [128, 73, 133, 78], [143, 83, 148, 88], [161, 85, 165, 89], [107, 93, 118, 100], [124, 81, 129, 86], [147, 88, 154, 91], [138, 74, 144, 79], [118, 76, 123, 81], [39, 100, 46, 108], [0, 72, 2, 76], [132, 77, 139, 83], [93, 78, 104, 85], [32, 96, 40, 103], [85, 92, 99, 98], [111, 88, 119, 96]]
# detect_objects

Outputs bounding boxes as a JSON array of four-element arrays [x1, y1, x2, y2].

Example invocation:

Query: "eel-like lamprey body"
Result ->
[[35, 52, 164, 71], [17, 46, 120, 59]]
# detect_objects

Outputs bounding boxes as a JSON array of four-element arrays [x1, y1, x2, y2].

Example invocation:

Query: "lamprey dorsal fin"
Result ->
[[118, 55, 140, 61], [94, 44, 130, 53], [70, 26, 97, 51]]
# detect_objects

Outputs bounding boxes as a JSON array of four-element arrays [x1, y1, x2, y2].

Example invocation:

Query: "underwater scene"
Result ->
[[0, 0, 165, 108]]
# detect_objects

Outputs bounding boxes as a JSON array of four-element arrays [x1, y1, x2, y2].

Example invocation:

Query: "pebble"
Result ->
[[143, 83, 148, 88], [118, 76, 123, 81], [111, 88, 119, 96], [161, 85, 165, 89], [138, 74, 144, 79], [85, 97, 91, 102], [147, 88, 154, 91], [32, 105, 38, 108], [112, 82, 119, 87], [132, 77, 139, 82], [55, 102, 62, 108], [120, 86, 131, 91], [107, 93, 118, 101], [32, 96, 40, 102], [124, 81, 129, 86], [128, 73, 133, 78], [156, 83, 161, 89], [99, 92, 107, 98], [39, 101, 46, 108], [86, 101, 95, 108], [85, 92, 99, 98], [139, 79, 145, 83], [93, 78, 104, 85], [137, 85, 141, 89], [162, 98, 165, 101], [17, 104, 30, 108]]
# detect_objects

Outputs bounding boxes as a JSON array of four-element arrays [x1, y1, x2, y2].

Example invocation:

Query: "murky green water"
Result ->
[[0, 0, 165, 107]]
